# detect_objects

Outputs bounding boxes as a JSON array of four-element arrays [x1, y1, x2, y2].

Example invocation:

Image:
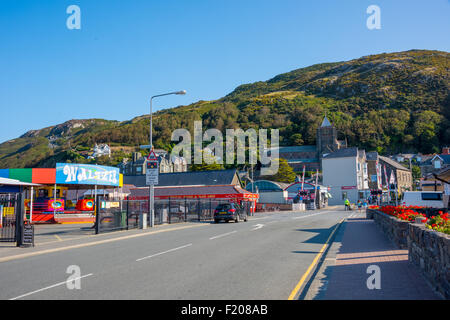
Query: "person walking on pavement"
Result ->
[[357, 200, 362, 213], [344, 198, 350, 211]]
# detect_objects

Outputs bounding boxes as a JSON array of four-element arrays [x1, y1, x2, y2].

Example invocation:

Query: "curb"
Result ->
[[288, 217, 345, 300]]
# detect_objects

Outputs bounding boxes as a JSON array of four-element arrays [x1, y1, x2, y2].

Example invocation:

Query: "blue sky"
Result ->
[[0, 0, 449, 144]]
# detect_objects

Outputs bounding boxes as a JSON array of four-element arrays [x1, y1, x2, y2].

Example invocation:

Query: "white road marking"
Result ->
[[9, 273, 93, 300], [251, 224, 265, 231], [209, 231, 237, 240], [291, 210, 332, 220], [136, 243, 193, 262]]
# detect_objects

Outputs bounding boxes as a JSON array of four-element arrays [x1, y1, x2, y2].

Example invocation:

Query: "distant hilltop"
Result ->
[[0, 49, 449, 169]]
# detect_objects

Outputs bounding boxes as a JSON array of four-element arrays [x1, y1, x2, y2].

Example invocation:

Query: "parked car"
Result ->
[[214, 203, 248, 223], [402, 191, 445, 208]]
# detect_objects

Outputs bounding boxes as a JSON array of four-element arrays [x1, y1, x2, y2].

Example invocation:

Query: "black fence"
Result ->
[[0, 194, 20, 242], [95, 196, 251, 234], [95, 196, 139, 234]]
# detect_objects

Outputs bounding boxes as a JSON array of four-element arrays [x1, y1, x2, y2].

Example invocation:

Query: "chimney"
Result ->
[[443, 147, 450, 155]]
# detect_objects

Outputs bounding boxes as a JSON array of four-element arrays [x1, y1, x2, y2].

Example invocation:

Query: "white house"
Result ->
[[88, 144, 111, 159], [322, 147, 369, 205]]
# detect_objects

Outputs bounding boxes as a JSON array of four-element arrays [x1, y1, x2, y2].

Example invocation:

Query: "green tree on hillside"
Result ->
[[263, 158, 296, 183], [190, 151, 224, 171]]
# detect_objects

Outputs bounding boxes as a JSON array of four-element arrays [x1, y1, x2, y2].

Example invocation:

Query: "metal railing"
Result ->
[[0, 194, 19, 242], [95, 196, 250, 234]]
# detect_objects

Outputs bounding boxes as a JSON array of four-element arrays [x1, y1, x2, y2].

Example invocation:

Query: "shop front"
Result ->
[[0, 163, 123, 224]]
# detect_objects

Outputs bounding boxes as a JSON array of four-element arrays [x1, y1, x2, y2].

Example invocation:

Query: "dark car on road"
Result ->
[[214, 203, 248, 223]]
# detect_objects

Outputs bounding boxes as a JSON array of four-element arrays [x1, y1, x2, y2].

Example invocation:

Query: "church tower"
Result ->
[[317, 115, 340, 158]]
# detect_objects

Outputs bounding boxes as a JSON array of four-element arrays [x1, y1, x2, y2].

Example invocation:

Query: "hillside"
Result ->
[[0, 49, 449, 169]]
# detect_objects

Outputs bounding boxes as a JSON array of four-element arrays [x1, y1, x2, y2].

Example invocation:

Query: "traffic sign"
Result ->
[[146, 149, 159, 185]]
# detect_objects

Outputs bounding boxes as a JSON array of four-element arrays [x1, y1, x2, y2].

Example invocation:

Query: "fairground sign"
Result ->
[[56, 163, 120, 186]]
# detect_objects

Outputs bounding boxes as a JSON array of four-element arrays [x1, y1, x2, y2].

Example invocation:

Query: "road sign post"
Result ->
[[146, 149, 159, 228]]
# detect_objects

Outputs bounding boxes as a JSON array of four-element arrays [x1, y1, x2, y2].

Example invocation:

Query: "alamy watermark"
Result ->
[[366, 265, 381, 290], [66, 5, 81, 30], [366, 5, 381, 30], [171, 121, 280, 175], [66, 265, 82, 290]]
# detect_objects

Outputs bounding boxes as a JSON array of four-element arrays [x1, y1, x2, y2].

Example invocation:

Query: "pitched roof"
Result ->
[[268, 145, 317, 153], [123, 169, 241, 188], [321, 116, 332, 127], [366, 151, 379, 161], [378, 156, 410, 171], [430, 154, 450, 164], [322, 147, 359, 159], [129, 185, 257, 200]]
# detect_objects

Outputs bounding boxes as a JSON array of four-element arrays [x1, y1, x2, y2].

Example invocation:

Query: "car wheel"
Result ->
[[214, 219, 219, 224]]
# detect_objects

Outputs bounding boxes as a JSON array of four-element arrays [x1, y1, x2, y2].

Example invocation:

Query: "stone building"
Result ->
[[274, 116, 347, 173], [378, 155, 413, 195], [118, 150, 187, 176]]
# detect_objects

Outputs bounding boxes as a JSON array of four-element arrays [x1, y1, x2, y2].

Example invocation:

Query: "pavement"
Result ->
[[302, 209, 443, 300]]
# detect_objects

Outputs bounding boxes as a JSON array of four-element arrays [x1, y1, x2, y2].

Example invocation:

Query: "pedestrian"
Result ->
[[344, 198, 350, 211], [357, 200, 362, 213]]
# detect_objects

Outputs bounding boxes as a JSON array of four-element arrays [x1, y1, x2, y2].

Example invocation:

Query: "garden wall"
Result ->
[[366, 209, 450, 299]]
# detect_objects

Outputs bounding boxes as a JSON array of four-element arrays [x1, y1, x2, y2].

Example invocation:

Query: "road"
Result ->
[[0, 208, 354, 300]]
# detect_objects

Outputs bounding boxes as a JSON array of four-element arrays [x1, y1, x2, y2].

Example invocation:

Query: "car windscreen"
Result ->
[[421, 193, 442, 201], [216, 204, 231, 210]]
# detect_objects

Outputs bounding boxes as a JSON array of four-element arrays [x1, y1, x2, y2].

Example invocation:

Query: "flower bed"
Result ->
[[378, 205, 449, 235]]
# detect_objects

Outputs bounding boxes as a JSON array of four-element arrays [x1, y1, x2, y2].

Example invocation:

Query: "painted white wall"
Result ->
[[257, 191, 288, 204], [323, 157, 359, 205]]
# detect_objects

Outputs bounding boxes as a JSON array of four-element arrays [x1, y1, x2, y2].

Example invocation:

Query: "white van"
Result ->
[[402, 191, 444, 208]]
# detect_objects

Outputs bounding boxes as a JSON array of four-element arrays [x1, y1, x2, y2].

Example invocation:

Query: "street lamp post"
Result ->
[[148, 90, 186, 228]]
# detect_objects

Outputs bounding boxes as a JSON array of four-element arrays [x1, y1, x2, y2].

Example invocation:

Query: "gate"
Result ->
[[0, 194, 19, 242], [95, 196, 139, 234]]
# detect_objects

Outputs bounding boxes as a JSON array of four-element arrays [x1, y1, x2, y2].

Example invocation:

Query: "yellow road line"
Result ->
[[54, 235, 62, 241], [287, 218, 344, 300], [0, 224, 207, 263]]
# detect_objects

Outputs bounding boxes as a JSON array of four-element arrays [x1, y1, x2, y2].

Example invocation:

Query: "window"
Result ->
[[434, 160, 441, 169], [421, 193, 442, 201], [342, 192, 348, 200]]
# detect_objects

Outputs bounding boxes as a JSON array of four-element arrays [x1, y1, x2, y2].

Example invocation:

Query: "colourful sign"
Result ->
[[56, 163, 120, 186], [3, 207, 14, 216]]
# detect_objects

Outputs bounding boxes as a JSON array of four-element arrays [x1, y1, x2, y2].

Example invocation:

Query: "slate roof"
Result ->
[[378, 156, 410, 171], [123, 169, 241, 188], [423, 154, 450, 165], [271, 145, 317, 153], [321, 116, 332, 127], [129, 185, 256, 200], [322, 147, 359, 159], [366, 151, 379, 161]]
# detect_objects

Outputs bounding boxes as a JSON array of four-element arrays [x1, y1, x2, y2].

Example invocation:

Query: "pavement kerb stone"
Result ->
[[289, 217, 345, 300]]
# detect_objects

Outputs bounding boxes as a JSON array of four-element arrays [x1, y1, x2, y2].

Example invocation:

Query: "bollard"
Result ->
[[140, 213, 148, 229]]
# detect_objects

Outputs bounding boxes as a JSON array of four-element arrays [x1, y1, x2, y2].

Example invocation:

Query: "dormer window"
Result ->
[[434, 160, 441, 169]]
